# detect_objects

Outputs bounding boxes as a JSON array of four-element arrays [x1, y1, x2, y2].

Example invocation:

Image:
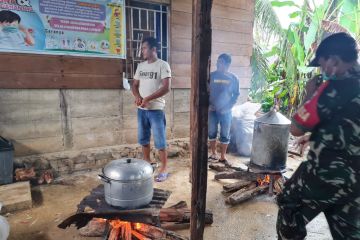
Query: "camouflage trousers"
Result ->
[[276, 161, 360, 240]]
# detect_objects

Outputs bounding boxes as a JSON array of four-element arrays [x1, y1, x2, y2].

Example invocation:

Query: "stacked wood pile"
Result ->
[[210, 163, 285, 206]]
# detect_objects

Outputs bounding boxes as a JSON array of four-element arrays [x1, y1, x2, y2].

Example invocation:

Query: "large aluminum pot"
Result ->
[[98, 158, 153, 209], [250, 110, 291, 171]]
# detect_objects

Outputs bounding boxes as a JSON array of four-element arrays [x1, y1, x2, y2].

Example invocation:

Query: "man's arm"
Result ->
[[132, 79, 142, 106], [140, 78, 170, 108], [230, 76, 240, 108]]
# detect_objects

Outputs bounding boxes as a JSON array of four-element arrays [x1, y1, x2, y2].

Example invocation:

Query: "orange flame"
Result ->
[[97, 219, 147, 240], [257, 175, 271, 186], [134, 222, 142, 230]]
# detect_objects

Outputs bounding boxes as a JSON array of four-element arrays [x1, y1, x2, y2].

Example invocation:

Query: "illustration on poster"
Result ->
[[16, 0, 31, 7], [0, 0, 126, 58]]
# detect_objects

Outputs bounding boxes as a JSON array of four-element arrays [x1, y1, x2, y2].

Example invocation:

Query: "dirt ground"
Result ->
[[6, 154, 332, 240]]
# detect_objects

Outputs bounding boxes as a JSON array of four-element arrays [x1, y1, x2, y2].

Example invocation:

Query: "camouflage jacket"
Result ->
[[292, 64, 360, 195]]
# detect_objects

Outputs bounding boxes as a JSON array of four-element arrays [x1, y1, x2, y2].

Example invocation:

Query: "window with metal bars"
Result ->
[[125, 1, 169, 79]]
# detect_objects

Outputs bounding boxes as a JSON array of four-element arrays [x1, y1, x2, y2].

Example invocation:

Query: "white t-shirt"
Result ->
[[134, 59, 172, 110]]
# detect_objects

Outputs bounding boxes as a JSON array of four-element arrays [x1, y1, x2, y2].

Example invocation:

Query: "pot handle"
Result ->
[[98, 174, 111, 183]]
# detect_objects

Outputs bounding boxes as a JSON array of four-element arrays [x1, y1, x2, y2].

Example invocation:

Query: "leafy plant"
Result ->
[[251, 0, 359, 115]]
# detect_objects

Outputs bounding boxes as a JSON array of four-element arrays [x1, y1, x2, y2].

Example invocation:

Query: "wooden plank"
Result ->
[[171, 24, 192, 39], [212, 4, 253, 22], [0, 53, 61, 73], [0, 72, 122, 89], [171, 11, 192, 26], [190, 0, 213, 239], [210, 55, 250, 67], [172, 77, 191, 88], [171, 38, 192, 52], [172, 0, 192, 13], [171, 0, 254, 23], [62, 57, 123, 75], [62, 74, 122, 89], [213, 0, 253, 11], [0, 53, 124, 88], [212, 42, 253, 56], [171, 51, 192, 65], [172, 64, 191, 77], [213, 30, 253, 44], [212, 17, 253, 34], [0, 181, 32, 213], [231, 66, 252, 78], [0, 53, 123, 75]]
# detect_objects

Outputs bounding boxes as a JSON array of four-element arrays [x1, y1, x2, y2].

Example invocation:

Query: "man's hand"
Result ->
[[140, 97, 150, 108], [134, 96, 143, 106], [294, 133, 311, 156], [19, 24, 28, 33]]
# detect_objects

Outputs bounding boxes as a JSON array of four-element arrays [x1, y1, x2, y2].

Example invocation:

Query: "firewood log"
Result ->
[[160, 208, 213, 224], [222, 180, 255, 193], [209, 164, 234, 172], [136, 224, 189, 240], [215, 171, 258, 181], [132, 230, 151, 240], [226, 184, 269, 205]]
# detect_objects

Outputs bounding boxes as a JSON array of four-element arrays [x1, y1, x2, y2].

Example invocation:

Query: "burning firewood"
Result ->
[[222, 180, 255, 193], [226, 184, 269, 205], [79, 218, 106, 237], [132, 229, 151, 240], [134, 223, 189, 240], [214, 170, 258, 181]]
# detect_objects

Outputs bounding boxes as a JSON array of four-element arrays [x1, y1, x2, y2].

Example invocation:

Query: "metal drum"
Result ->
[[250, 110, 291, 172]]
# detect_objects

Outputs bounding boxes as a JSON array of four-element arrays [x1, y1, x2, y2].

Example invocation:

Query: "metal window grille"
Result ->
[[125, 1, 169, 79]]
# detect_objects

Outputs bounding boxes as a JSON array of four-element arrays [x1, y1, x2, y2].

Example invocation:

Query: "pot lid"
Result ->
[[255, 110, 291, 125], [103, 158, 153, 181]]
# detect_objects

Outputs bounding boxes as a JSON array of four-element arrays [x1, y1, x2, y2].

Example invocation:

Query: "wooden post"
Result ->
[[190, 0, 213, 239]]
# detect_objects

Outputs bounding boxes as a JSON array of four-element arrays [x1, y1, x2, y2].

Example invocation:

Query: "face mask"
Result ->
[[322, 73, 337, 81], [2, 26, 18, 33]]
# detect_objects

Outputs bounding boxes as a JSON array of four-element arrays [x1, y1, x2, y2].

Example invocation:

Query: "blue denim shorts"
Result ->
[[208, 110, 232, 144], [137, 109, 167, 149]]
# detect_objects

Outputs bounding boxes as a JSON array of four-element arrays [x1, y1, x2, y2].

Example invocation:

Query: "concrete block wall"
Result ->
[[0, 89, 179, 157]]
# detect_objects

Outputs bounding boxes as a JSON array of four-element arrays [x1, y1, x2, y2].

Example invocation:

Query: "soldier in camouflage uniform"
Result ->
[[276, 32, 360, 240]]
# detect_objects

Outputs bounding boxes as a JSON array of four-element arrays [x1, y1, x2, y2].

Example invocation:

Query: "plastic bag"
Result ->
[[230, 102, 261, 156], [0, 203, 9, 240]]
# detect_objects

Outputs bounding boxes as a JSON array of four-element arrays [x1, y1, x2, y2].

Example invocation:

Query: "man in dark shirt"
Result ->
[[208, 53, 240, 164], [277, 32, 360, 239]]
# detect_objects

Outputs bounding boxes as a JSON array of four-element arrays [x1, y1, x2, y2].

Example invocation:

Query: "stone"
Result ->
[[0, 181, 32, 213]]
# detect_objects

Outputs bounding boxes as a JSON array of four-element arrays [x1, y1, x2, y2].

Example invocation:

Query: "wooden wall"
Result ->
[[170, 0, 254, 89], [0, 53, 123, 89]]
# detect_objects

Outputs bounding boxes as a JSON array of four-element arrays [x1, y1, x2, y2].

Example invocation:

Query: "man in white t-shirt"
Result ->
[[132, 37, 171, 182]]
